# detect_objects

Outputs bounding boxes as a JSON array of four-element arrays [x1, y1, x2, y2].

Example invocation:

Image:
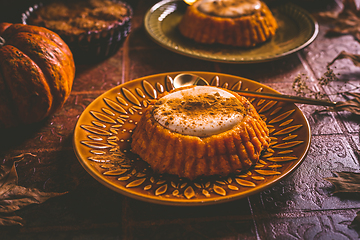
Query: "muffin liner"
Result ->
[[22, 0, 133, 63]]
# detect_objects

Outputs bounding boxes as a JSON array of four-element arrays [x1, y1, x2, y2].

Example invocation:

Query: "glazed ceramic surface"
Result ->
[[144, 0, 318, 63], [73, 72, 311, 206]]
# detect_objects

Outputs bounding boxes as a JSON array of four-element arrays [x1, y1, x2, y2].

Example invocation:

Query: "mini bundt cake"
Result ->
[[131, 86, 270, 180], [178, 0, 278, 47]]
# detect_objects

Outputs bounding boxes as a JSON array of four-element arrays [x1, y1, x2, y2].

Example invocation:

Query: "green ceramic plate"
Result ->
[[73, 72, 311, 206], [144, 0, 318, 63]]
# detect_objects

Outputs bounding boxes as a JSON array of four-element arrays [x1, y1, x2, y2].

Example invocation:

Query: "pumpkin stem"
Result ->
[[0, 36, 4, 46]]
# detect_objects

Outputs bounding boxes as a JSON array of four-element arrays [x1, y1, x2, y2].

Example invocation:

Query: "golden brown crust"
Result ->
[[131, 87, 270, 180], [26, 0, 131, 36], [178, 1, 278, 47]]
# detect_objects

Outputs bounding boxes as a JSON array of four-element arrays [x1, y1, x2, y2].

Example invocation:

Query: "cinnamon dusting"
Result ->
[[154, 92, 245, 120]]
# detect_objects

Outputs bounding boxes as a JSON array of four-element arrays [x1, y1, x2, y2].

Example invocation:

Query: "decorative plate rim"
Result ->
[[73, 71, 311, 206], [144, 0, 319, 64]]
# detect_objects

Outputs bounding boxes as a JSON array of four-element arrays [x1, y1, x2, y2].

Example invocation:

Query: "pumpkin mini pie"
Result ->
[[131, 86, 270, 180], [23, 0, 132, 63], [178, 0, 278, 47]]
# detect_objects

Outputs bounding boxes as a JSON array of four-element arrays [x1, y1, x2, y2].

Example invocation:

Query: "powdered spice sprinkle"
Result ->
[[154, 92, 245, 119]]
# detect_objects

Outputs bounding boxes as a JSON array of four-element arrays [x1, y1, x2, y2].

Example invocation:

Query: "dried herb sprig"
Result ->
[[292, 66, 338, 99], [292, 66, 360, 115], [318, 65, 340, 85]]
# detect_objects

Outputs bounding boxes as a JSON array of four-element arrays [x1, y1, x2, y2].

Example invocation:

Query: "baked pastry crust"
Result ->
[[131, 86, 270, 180], [178, 0, 278, 47], [26, 0, 131, 36], [23, 0, 132, 62]]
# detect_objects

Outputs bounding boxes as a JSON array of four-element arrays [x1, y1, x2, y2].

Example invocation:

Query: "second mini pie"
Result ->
[[178, 0, 278, 47]]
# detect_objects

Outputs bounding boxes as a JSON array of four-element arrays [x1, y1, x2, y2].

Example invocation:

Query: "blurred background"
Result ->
[[0, 0, 140, 23], [0, 0, 338, 24]]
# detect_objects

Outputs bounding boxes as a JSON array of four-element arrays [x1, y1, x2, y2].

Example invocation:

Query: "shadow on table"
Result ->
[[0, 118, 50, 156]]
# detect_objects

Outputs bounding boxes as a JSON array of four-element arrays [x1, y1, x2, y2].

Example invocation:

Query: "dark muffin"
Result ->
[[23, 0, 132, 63]]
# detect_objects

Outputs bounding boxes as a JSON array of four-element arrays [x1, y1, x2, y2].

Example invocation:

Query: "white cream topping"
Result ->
[[197, 0, 261, 18], [152, 86, 245, 137]]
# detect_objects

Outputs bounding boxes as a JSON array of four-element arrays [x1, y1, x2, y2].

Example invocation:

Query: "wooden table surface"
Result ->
[[1, 0, 360, 239]]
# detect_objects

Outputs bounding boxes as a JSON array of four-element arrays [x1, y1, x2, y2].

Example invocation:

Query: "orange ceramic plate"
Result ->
[[73, 72, 311, 206]]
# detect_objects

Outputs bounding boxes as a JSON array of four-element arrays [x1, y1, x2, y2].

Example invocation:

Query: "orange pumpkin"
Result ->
[[0, 23, 75, 128]]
